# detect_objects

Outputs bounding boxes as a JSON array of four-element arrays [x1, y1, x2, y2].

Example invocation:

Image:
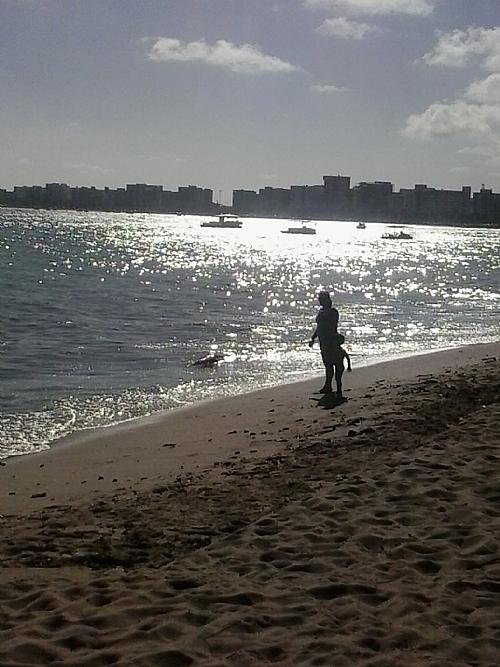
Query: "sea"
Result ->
[[1, 207, 499, 459]]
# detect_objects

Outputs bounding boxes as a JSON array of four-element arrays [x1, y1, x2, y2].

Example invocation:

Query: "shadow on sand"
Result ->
[[310, 394, 348, 410]]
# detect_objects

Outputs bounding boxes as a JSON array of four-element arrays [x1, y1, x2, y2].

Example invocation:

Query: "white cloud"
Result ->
[[465, 73, 500, 104], [405, 25, 500, 158], [147, 38, 298, 74], [16, 157, 34, 167], [458, 144, 500, 159], [449, 166, 470, 175], [316, 17, 378, 39], [67, 163, 116, 174], [304, 0, 435, 16], [459, 143, 500, 166], [403, 101, 500, 139], [311, 83, 348, 93], [422, 27, 500, 70], [458, 146, 491, 156]]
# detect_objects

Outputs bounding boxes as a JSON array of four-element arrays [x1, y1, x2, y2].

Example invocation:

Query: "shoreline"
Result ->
[[4, 339, 496, 462], [2, 340, 498, 516], [0, 339, 499, 665]]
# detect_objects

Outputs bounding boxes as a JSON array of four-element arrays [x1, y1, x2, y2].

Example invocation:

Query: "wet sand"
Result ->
[[1, 342, 499, 666]]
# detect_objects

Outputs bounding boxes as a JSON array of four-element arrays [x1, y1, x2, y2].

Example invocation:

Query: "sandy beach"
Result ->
[[1, 341, 499, 666]]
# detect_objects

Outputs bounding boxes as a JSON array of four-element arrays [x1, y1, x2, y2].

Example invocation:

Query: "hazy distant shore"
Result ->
[[2, 204, 499, 228]]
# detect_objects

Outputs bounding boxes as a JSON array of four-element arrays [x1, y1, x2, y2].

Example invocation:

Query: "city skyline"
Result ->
[[3, 173, 499, 225], [2, 0, 500, 199]]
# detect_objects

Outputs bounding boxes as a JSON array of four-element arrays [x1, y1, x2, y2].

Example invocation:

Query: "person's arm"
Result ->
[[309, 327, 318, 347], [332, 307, 339, 333], [345, 351, 352, 371]]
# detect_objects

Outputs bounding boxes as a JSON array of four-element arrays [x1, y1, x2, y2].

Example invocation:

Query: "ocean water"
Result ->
[[0, 208, 499, 458]]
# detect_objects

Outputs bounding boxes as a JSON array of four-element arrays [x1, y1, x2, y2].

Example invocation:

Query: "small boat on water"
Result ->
[[200, 214, 242, 229], [356, 222, 366, 229], [282, 221, 316, 235], [382, 231, 413, 240]]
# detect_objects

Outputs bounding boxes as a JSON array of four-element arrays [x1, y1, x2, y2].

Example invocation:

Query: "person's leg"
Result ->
[[334, 363, 344, 397], [320, 347, 333, 393], [324, 363, 334, 393]]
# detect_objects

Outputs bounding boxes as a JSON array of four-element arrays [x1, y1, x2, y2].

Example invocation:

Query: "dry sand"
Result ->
[[0, 342, 499, 666]]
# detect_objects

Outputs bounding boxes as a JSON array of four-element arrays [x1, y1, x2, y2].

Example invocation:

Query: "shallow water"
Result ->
[[0, 208, 499, 457]]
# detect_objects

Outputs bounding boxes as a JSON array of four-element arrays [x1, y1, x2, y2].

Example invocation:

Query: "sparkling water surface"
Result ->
[[1, 208, 499, 457]]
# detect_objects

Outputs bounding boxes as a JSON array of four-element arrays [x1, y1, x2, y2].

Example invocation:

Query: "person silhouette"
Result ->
[[308, 291, 345, 395]]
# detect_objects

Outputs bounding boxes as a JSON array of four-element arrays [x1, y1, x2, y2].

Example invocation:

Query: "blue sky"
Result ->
[[1, 0, 500, 199]]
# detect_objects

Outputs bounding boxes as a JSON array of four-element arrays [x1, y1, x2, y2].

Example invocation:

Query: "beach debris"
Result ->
[[152, 485, 169, 494], [191, 352, 224, 367]]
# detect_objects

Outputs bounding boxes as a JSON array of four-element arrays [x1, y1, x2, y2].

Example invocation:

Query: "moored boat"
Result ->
[[382, 231, 413, 240], [201, 214, 242, 229], [281, 221, 316, 235]]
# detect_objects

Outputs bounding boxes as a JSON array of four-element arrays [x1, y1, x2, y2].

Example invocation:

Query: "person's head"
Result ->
[[318, 291, 332, 308]]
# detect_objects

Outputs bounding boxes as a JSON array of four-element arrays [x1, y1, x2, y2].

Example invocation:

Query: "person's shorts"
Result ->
[[320, 345, 344, 368]]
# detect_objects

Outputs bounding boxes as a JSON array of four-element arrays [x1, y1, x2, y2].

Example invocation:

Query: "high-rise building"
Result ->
[[233, 190, 258, 214], [396, 184, 471, 222], [45, 183, 72, 208], [177, 185, 213, 212], [257, 187, 291, 216], [323, 175, 351, 216], [473, 186, 500, 223], [126, 184, 163, 212], [352, 181, 393, 219]]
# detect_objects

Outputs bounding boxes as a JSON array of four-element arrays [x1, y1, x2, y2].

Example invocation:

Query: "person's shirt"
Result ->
[[315, 306, 339, 343]]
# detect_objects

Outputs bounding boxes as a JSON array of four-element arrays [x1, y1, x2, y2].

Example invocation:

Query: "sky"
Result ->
[[1, 0, 500, 201]]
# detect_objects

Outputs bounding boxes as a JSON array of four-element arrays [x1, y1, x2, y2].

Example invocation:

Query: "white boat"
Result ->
[[281, 221, 316, 235], [200, 214, 242, 229], [356, 222, 366, 229], [382, 231, 413, 240]]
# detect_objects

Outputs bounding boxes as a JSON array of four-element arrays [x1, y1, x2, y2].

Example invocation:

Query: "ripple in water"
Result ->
[[0, 209, 498, 457]]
